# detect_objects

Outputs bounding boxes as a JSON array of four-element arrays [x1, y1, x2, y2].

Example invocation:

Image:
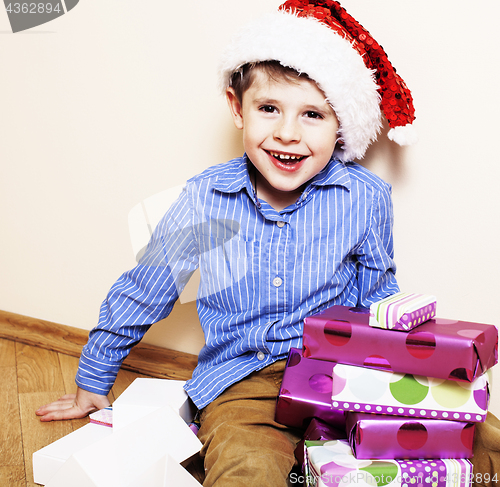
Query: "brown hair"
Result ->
[[229, 60, 310, 104]]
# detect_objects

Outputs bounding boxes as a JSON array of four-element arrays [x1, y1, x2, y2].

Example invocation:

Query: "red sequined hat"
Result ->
[[219, 0, 416, 161]]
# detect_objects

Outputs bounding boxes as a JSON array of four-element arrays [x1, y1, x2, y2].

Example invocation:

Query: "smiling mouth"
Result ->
[[267, 151, 307, 164]]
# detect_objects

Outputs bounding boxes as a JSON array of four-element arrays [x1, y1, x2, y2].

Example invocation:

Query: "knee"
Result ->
[[201, 421, 296, 487]]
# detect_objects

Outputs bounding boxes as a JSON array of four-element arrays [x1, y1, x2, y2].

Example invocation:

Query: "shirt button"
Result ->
[[273, 277, 282, 287], [276, 221, 285, 228], [257, 352, 265, 361]]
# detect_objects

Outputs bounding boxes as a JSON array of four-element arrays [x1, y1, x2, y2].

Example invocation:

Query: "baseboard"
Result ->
[[0, 309, 197, 380]]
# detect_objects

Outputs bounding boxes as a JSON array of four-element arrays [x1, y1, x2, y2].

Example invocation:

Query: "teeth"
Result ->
[[270, 151, 303, 161]]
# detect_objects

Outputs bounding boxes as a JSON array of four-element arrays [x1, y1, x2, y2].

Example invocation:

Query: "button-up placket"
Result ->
[[244, 321, 275, 355], [263, 216, 291, 320]]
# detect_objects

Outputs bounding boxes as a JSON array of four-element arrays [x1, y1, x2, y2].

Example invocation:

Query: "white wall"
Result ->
[[1, 1, 499, 414]]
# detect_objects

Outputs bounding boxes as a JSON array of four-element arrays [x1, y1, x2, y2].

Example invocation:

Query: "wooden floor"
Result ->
[[0, 336, 152, 487], [0, 310, 202, 487]]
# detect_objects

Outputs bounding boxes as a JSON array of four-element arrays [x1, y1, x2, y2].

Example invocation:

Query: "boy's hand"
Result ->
[[35, 387, 110, 422]]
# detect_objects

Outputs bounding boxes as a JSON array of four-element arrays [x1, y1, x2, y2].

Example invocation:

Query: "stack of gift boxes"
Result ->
[[275, 292, 498, 487]]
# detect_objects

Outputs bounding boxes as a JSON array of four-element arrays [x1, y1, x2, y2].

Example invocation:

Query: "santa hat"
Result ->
[[219, 0, 416, 162]]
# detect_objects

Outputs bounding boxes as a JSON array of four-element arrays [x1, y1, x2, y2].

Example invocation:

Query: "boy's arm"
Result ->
[[75, 188, 199, 396], [37, 188, 198, 420], [355, 184, 400, 306], [35, 387, 110, 421]]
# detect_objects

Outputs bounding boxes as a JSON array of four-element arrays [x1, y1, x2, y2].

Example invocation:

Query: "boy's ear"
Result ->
[[226, 88, 244, 130]]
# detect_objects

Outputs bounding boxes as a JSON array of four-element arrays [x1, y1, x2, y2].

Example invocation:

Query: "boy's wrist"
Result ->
[[75, 370, 115, 397]]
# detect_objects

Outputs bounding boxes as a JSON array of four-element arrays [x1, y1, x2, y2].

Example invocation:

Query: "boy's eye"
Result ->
[[259, 105, 277, 113], [305, 110, 323, 119]]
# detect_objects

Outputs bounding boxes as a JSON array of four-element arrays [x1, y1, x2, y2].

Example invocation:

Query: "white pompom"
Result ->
[[387, 124, 418, 146]]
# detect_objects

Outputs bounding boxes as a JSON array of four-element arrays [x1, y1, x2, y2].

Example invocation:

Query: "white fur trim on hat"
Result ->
[[219, 11, 382, 162]]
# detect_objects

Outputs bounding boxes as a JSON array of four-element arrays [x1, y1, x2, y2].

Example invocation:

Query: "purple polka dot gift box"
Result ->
[[303, 305, 498, 382], [275, 348, 346, 430], [331, 363, 490, 423], [345, 412, 474, 460], [303, 439, 472, 487]]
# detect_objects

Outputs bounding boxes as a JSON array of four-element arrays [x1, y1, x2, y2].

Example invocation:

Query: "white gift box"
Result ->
[[126, 454, 202, 487], [112, 378, 196, 430], [43, 405, 201, 487], [33, 423, 113, 486], [33, 379, 202, 486]]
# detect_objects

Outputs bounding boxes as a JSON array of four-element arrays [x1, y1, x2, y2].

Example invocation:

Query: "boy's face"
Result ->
[[226, 69, 339, 210]]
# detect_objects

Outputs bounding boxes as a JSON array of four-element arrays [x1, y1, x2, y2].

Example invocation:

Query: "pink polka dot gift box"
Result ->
[[303, 305, 498, 382], [345, 412, 474, 460], [303, 439, 473, 487], [331, 363, 490, 423], [275, 348, 346, 430], [89, 407, 113, 427]]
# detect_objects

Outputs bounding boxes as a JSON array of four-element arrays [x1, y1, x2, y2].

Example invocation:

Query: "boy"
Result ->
[[37, 1, 420, 485]]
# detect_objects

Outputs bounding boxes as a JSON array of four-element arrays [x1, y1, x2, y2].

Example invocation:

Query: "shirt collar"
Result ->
[[308, 157, 352, 191], [212, 155, 352, 195], [212, 156, 253, 194]]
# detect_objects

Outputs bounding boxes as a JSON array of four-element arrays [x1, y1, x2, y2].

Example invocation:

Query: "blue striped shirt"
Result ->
[[76, 155, 399, 409]]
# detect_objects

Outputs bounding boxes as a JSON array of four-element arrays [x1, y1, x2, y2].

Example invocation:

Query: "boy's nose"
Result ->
[[273, 117, 301, 144]]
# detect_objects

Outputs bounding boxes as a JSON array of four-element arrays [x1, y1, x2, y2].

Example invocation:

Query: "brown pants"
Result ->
[[197, 359, 302, 487], [473, 412, 500, 487], [197, 360, 500, 487]]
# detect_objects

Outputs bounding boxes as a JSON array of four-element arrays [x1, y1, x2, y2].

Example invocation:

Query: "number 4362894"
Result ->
[[6, 3, 61, 14]]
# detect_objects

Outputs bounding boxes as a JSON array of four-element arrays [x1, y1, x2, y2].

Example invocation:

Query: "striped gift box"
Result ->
[[369, 292, 436, 331]]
